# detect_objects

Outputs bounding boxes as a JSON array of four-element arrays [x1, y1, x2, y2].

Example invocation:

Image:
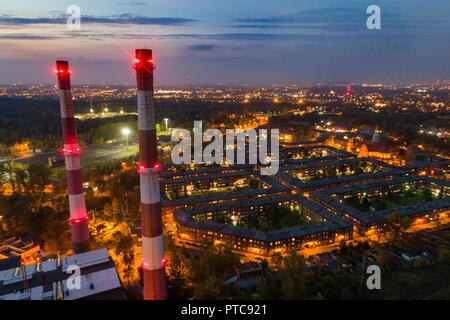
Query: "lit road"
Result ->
[[81, 143, 138, 165]]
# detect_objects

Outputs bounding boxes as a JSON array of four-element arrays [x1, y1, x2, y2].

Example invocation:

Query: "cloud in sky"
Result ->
[[0, 1, 448, 84], [0, 14, 196, 26], [186, 44, 218, 51], [0, 34, 63, 40], [232, 7, 450, 34], [115, 1, 153, 6]]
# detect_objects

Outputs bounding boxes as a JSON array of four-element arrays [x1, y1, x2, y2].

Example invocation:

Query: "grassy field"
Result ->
[[217, 205, 312, 232], [344, 189, 437, 212]]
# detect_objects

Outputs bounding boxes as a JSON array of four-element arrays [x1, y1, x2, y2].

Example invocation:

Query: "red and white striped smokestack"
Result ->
[[55, 60, 90, 254], [134, 49, 167, 300]]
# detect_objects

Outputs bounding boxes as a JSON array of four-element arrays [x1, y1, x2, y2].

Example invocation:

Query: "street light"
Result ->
[[164, 118, 169, 131], [122, 127, 130, 148]]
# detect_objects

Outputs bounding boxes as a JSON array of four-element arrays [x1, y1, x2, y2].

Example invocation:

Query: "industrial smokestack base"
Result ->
[[135, 49, 167, 300], [56, 60, 90, 254], [70, 222, 90, 253], [143, 268, 166, 300]]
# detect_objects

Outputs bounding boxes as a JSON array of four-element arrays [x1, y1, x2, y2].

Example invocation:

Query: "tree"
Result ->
[[279, 251, 307, 299], [249, 179, 259, 190], [193, 275, 224, 299], [434, 212, 442, 228], [96, 179, 107, 193], [255, 272, 280, 299], [28, 163, 51, 194], [14, 167, 28, 193], [270, 252, 283, 270], [0, 191, 69, 250], [400, 216, 411, 234], [258, 214, 271, 232], [338, 239, 348, 255], [260, 259, 269, 272], [437, 246, 450, 264], [122, 250, 135, 286], [314, 291, 325, 300], [361, 197, 370, 211], [2, 193, 33, 234], [190, 243, 238, 281], [189, 243, 239, 299], [4, 162, 16, 192], [386, 211, 403, 242], [3, 162, 27, 193], [422, 188, 433, 202], [103, 203, 113, 220], [111, 231, 136, 286], [414, 257, 428, 268], [0, 163, 7, 191], [376, 248, 398, 271], [164, 235, 189, 299], [111, 197, 121, 223], [114, 232, 134, 257]]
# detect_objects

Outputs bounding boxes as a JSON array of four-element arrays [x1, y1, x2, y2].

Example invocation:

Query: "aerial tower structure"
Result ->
[[345, 84, 352, 98], [134, 49, 167, 300], [55, 60, 90, 253]]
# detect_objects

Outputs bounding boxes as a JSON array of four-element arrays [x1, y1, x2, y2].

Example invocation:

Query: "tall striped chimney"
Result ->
[[134, 49, 167, 300], [55, 60, 90, 254]]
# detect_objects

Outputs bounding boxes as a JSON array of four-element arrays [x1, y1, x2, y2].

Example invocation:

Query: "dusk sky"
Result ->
[[0, 0, 449, 85]]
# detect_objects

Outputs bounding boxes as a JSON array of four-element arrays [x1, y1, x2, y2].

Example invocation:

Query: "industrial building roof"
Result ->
[[0, 248, 124, 300]]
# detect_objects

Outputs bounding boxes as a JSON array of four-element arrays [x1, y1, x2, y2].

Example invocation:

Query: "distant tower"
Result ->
[[184, 76, 190, 90], [372, 124, 381, 143], [55, 60, 90, 253], [134, 49, 167, 300], [345, 84, 352, 98]]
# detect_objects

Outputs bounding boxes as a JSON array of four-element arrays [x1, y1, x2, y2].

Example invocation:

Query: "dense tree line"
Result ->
[[0, 97, 290, 155]]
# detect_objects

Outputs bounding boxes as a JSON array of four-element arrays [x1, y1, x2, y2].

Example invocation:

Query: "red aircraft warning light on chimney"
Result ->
[[345, 84, 352, 98], [134, 49, 167, 300], [55, 60, 90, 254]]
